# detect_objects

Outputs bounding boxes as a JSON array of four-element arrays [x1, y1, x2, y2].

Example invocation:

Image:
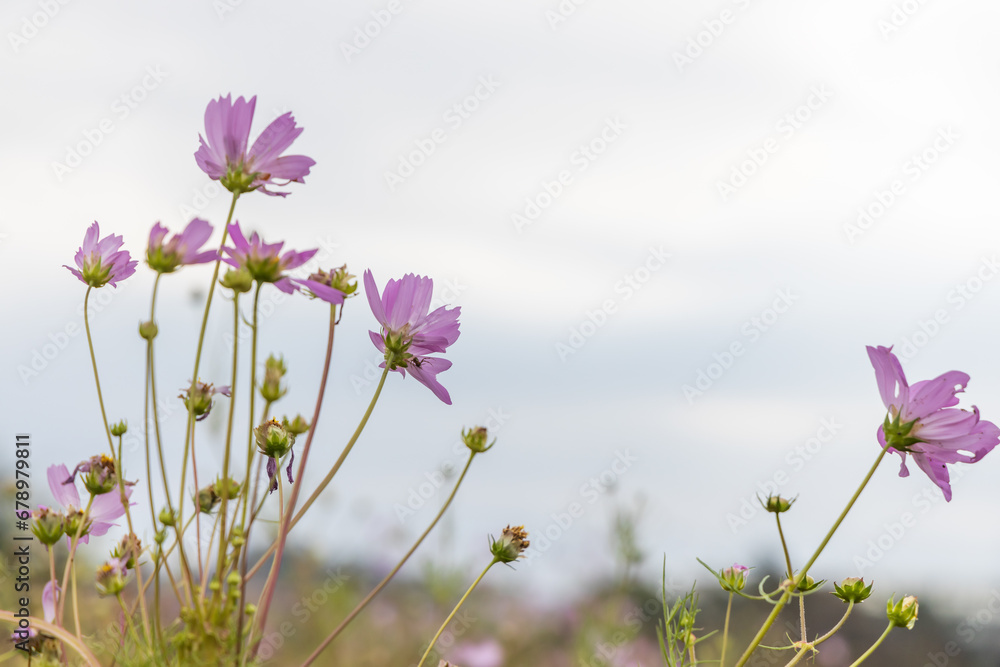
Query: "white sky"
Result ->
[[4, 0, 1000, 614]]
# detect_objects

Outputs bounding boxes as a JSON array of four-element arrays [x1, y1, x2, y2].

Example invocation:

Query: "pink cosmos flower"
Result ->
[[447, 639, 504, 667], [147, 218, 218, 273], [63, 222, 138, 288], [221, 222, 317, 293], [47, 464, 131, 544], [194, 94, 315, 197], [364, 270, 461, 404], [867, 345, 1000, 501]]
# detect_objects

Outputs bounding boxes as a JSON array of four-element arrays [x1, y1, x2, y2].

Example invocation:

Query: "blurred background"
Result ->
[[3, 0, 1000, 663]]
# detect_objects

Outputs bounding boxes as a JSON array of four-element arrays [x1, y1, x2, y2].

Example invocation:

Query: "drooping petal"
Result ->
[[866, 345, 908, 411], [909, 452, 953, 501], [408, 357, 454, 405], [47, 465, 80, 509], [905, 371, 969, 420]]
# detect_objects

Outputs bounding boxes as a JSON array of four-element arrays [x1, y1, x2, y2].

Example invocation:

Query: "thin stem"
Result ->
[[416, 559, 497, 667], [847, 621, 894, 667], [58, 495, 94, 633], [720, 591, 733, 667], [301, 451, 479, 666], [115, 594, 143, 653], [782, 601, 854, 667], [82, 287, 114, 452], [245, 366, 390, 582], [214, 293, 241, 596], [114, 433, 151, 644], [733, 446, 890, 667], [254, 305, 338, 647], [774, 513, 806, 643]]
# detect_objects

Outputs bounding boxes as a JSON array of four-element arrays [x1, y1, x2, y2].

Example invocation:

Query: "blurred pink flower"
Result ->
[[447, 639, 504, 667], [47, 464, 131, 544]]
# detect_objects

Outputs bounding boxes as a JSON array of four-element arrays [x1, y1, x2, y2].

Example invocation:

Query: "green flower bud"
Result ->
[[196, 486, 221, 514], [720, 563, 749, 592], [887, 595, 918, 629], [461, 426, 495, 454], [110, 420, 128, 437], [832, 577, 874, 604], [282, 414, 310, 436], [31, 507, 65, 546], [159, 507, 177, 527], [761, 494, 796, 514], [139, 320, 158, 340], [64, 508, 91, 539], [213, 475, 242, 501], [154, 530, 166, 545], [260, 355, 288, 403], [245, 603, 258, 616], [489, 525, 530, 564], [220, 267, 253, 293]]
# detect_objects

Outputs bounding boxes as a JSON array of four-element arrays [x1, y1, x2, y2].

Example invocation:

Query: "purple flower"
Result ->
[[867, 345, 1000, 501], [221, 222, 317, 293], [63, 222, 138, 288], [364, 270, 461, 404], [194, 94, 315, 197], [147, 218, 218, 273], [47, 464, 131, 544]]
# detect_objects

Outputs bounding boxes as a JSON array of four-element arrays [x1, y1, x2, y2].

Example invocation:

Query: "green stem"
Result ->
[[720, 591, 733, 667], [213, 293, 241, 601], [82, 286, 114, 452], [244, 366, 390, 582], [782, 601, 854, 667], [301, 451, 480, 666], [417, 559, 497, 667], [733, 446, 890, 667], [847, 621, 894, 667], [774, 513, 806, 643], [58, 495, 95, 632]]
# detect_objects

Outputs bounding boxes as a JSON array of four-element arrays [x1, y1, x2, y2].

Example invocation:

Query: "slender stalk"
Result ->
[[115, 594, 143, 653], [244, 366, 390, 582], [58, 495, 94, 632], [774, 513, 806, 643], [114, 433, 151, 644], [782, 601, 854, 667], [213, 293, 242, 596], [301, 451, 479, 666], [733, 446, 890, 667], [0, 611, 101, 666], [720, 591, 733, 667], [847, 622, 894, 667], [417, 559, 497, 667], [82, 287, 114, 452], [253, 305, 338, 646]]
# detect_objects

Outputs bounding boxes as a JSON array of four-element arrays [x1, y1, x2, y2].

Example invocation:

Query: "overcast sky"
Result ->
[[4, 0, 1000, 615]]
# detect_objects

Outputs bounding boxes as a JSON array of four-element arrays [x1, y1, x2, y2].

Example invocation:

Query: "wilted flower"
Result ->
[[886, 595, 918, 629], [47, 465, 130, 544], [294, 265, 357, 305], [255, 419, 296, 494], [196, 485, 221, 514], [260, 355, 288, 403], [146, 218, 218, 273], [64, 454, 117, 496], [221, 222, 317, 293], [194, 94, 315, 196], [364, 270, 461, 404], [180, 380, 231, 421], [63, 222, 137, 288], [489, 525, 529, 564], [95, 557, 129, 596], [111, 534, 142, 570], [868, 345, 1000, 501]]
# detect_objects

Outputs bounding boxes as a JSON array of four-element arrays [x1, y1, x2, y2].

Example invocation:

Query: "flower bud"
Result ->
[[461, 426, 495, 454], [282, 414, 310, 436], [154, 530, 166, 545], [112, 534, 142, 570], [489, 524, 530, 564], [260, 355, 288, 403], [255, 419, 295, 459], [159, 507, 177, 527], [245, 603, 257, 616], [110, 420, 128, 437], [139, 320, 159, 340], [196, 486, 221, 514], [180, 380, 230, 421], [220, 267, 253, 293], [887, 595, 918, 629], [31, 507, 65, 546], [761, 494, 796, 514], [832, 577, 873, 604], [720, 563, 749, 592], [64, 508, 91, 539]]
